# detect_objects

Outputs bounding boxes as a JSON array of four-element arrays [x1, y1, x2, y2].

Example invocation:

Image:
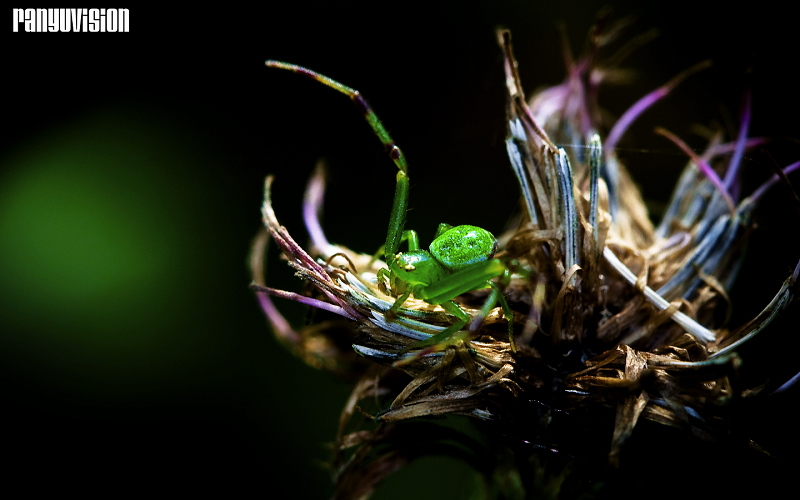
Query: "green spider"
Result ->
[[266, 61, 516, 353]]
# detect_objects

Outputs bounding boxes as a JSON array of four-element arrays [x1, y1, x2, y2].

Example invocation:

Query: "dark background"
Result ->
[[3, 2, 799, 497]]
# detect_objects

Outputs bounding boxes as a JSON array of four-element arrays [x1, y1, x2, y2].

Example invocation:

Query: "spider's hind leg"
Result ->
[[482, 281, 516, 352], [396, 300, 473, 360]]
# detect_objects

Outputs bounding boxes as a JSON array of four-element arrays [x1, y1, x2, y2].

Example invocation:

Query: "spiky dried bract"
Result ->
[[252, 16, 799, 498]]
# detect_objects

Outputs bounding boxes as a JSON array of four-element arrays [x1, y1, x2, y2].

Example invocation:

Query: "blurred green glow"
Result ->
[[1, 155, 173, 315], [0, 106, 206, 388]]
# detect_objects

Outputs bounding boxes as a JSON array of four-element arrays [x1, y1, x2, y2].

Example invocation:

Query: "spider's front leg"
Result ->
[[384, 171, 410, 259], [376, 229, 421, 298], [264, 60, 413, 272]]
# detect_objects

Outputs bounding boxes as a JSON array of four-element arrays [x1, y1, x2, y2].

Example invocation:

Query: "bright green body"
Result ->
[[381, 223, 511, 351], [385, 223, 505, 303], [387, 224, 498, 293]]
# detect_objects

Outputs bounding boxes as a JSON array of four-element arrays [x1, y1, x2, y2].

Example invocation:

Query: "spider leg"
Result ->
[[396, 289, 515, 361], [386, 289, 412, 319], [397, 260, 509, 357], [456, 279, 516, 351], [398, 300, 472, 356], [264, 62, 408, 174], [401, 230, 420, 251], [370, 229, 420, 269], [385, 172, 410, 258], [487, 282, 516, 352], [265, 61, 411, 260], [417, 259, 506, 304], [433, 223, 454, 239]]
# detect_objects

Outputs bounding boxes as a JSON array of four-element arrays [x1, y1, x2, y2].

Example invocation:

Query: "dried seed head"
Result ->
[[253, 16, 799, 497]]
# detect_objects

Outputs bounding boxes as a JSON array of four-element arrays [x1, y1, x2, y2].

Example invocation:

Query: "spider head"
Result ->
[[388, 250, 449, 294]]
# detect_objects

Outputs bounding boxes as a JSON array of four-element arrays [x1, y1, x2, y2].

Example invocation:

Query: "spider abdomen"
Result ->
[[429, 225, 498, 273]]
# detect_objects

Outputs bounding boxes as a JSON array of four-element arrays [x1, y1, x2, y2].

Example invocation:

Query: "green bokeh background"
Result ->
[[3, 2, 799, 497]]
